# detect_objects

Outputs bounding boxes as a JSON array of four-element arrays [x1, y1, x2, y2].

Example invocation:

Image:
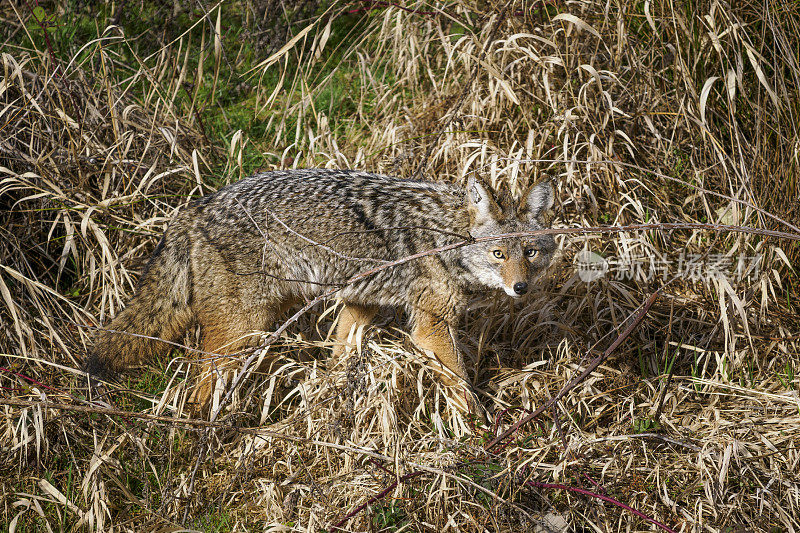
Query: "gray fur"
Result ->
[[84, 169, 557, 415]]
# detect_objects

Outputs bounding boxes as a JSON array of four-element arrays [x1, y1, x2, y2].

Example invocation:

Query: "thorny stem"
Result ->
[[330, 471, 424, 530], [483, 290, 661, 450], [24, 1, 61, 78], [526, 481, 677, 533], [1, 366, 70, 397]]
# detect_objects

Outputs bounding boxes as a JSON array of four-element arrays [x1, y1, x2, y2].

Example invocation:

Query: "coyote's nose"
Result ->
[[513, 282, 528, 295]]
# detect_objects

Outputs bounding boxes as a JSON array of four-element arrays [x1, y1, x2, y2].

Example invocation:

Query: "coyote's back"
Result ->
[[85, 169, 556, 415]]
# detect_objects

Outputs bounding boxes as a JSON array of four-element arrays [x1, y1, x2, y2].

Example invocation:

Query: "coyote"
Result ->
[[84, 169, 556, 415]]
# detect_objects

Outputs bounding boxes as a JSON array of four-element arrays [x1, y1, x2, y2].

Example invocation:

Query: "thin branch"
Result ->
[[526, 481, 677, 533], [484, 290, 661, 450], [330, 471, 424, 530], [264, 206, 388, 264], [586, 432, 701, 452]]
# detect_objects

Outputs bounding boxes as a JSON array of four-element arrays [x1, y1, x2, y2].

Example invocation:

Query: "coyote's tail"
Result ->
[[83, 230, 193, 380]]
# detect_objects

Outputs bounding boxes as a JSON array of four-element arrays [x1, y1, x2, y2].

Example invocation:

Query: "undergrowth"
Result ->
[[1, 0, 799, 531]]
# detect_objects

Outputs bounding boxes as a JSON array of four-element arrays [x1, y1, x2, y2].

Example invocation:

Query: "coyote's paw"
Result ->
[[466, 389, 492, 427], [444, 386, 491, 427]]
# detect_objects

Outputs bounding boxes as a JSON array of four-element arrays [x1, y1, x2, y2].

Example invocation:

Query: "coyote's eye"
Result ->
[[492, 250, 505, 260], [524, 247, 537, 258]]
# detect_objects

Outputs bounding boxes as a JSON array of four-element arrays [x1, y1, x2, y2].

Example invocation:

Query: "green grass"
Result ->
[[370, 503, 408, 531], [190, 511, 235, 532], [18, 2, 378, 183]]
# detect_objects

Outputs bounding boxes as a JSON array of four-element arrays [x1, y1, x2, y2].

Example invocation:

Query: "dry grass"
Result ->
[[1, 0, 799, 531]]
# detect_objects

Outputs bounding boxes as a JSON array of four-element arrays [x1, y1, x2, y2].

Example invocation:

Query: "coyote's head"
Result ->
[[461, 177, 556, 297]]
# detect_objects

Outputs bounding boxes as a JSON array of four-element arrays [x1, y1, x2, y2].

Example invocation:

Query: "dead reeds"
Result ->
[[2, 0, 799, 530]]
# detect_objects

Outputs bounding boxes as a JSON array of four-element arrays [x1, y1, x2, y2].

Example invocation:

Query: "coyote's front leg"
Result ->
[[331, 302, 379, 364], [411, 309, 485, 420]]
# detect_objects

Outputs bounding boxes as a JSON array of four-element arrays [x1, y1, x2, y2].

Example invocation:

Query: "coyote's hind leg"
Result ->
[[189, 304, 276, 413]]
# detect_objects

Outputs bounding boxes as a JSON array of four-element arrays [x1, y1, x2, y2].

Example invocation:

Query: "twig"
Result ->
[[484, 290, 661, 450], [526, 481, 677, 533], [0, 397, 224, 427], [655, 299, 677, 420], [264, 206, 387, 264], [550, 395, 568, 452], [586, 432, 701, 452], [330, 470, 424, 530]]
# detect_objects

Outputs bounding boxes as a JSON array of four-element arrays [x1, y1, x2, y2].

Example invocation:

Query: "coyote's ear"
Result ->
[[466, 176, 502, 226], [521, 178, 554, 221]]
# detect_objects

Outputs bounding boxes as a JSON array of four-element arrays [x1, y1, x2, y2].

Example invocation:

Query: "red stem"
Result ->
[[526, 481, 677, 533], [25, 1, 61, 77], [347, 1, 438, 16], [331, 470, 423, 530], [1, 366, 67, 396]]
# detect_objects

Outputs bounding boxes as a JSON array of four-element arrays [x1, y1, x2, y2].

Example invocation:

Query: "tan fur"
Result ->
[[84, 169, 557, 418], [499, 250, 531, 289], [331, 303, 379, 363]]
